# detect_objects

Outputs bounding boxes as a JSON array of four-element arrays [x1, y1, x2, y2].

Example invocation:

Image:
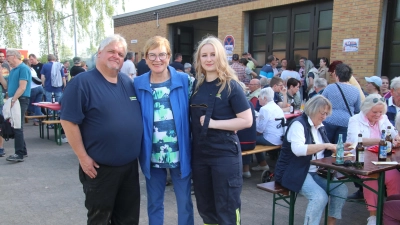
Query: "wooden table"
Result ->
[[310, 149, 400, 225]]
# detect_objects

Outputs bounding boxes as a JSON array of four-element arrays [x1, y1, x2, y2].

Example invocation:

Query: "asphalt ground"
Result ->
[[0, 123, 370, 225]]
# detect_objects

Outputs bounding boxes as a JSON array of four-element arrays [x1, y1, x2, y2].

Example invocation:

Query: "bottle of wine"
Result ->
[[336, 134, 344, 164], [289, 99, 295, 114], [356, 133, 364, 165], [378, 130, 387, 162], [386, 126, 393, 156]]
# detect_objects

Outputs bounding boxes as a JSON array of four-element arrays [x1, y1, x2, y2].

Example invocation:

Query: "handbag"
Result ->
[[316, 167, 335, 180], [335, 83, 352, 116], [0, 114, 15, 141]]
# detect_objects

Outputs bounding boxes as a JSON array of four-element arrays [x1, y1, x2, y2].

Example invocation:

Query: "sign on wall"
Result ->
[[342, 38, 359, 52], [224, 35, 235, 62]]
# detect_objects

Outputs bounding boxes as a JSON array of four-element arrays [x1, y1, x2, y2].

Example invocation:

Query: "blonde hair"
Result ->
[[143, 36, 172, 58], [193, 36, 241, 96]]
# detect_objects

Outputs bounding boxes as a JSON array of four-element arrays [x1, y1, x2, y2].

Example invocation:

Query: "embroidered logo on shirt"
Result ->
[[130, 97, 137, 101]]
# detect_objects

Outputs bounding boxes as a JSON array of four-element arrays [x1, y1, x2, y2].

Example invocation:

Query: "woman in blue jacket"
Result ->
[[133, 36, 194, 225]]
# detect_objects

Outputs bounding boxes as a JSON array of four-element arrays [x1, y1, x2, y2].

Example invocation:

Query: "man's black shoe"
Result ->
[[347, 190, 363, 200], [6, 154, 24, 162]]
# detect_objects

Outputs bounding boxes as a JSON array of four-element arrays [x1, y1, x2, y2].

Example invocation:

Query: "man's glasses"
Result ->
[[372, 97, 385, 103], [147, 53, 168, 61], [343, 160, 363, 169]]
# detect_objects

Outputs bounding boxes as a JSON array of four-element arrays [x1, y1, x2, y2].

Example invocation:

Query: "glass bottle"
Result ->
[[356, 133, 364, 165], [336, 134, 344, 164], [386, 126, 393, 156], [289, 99, 295, 114], [51, 92, 55, 103], [378, 130, 387, 162]]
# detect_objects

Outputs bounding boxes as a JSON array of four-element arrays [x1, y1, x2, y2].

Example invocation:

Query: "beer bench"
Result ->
[[41, 120, 62, 145], [241, 145, 281, 156], [257, 181, 297, 225]]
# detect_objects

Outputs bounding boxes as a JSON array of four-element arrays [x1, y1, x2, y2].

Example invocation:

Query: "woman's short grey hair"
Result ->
[[304, 95, 332, 117], [361, 94, 387, 115], [259, 87, 275, 102], [314, 78, 328, 88], [6, 49, 21, 59], [304, 60, 315, 75], [260, 77, 269, 87], [390, 77, 400, 90], [98, 34, 127, 57]]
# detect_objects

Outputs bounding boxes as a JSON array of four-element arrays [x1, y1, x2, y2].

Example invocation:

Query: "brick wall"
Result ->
[[115, 0, 383, 83], [114, 0, 307, 58], [330, 0, 384, 85]]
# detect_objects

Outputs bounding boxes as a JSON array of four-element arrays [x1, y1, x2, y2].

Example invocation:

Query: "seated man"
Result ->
[[247, 79, 261, 108], [252, 87, 285, 173], [255, 76, 288, 111], [309, 78, 327, 99], [286, 78, 301, 111]]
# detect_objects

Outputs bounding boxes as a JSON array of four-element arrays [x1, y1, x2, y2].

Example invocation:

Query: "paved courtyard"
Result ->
[[0, 123, 370, 225]]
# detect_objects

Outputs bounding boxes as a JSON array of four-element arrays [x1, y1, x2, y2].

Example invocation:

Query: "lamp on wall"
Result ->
[[177, 28, 181, 35], [153, 12, 160, 28]]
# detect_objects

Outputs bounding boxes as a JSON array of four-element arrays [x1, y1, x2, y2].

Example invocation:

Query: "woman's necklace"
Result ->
[[368, 121, 376, 127]]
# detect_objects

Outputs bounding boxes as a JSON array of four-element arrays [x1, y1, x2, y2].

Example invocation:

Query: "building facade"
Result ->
[[114, 0, 399, 83]]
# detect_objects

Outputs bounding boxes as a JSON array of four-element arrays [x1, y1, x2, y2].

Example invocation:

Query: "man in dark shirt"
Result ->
[[69, 56, 86, 78], [136, 53, 150, 76], [169, 53, 184, 72], [60, 34, 143, 225], [29, 54, 43, 79]]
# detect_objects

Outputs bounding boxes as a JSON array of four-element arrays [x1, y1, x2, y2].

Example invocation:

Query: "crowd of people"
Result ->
[[2, 33, 400, 225]]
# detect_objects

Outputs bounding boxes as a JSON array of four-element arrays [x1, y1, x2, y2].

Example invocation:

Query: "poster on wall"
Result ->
[[224, 35, 235, 62], [342, 38, 359, 52]]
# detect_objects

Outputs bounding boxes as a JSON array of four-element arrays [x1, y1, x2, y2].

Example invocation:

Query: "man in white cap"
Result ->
[[365, 76, 382, 96]]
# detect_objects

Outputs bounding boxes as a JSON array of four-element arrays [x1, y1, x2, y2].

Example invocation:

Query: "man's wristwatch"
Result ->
[[11, 98, 16, 102]]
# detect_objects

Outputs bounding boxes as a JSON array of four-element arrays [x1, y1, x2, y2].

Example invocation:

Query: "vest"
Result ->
[[274, 114, 331, 192]]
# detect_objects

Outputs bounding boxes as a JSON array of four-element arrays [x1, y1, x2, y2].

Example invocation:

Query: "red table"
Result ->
[[32, 102, 60, 111], [284, 111, 302, 120]]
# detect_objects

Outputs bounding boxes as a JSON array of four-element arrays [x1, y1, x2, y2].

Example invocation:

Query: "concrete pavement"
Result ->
[[0, 123, 369, 225]]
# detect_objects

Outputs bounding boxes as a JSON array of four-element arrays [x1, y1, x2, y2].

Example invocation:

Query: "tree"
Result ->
[[59, 43, 73, 61], [0, 0, 125, 59]]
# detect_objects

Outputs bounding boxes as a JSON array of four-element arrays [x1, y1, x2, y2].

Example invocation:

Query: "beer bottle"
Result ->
[[51, 92, 55, 103], [378, 130, 387, 161], [289, 99, 295, 114], [356, 133, 364, 165], [386, 126, 393, 156]]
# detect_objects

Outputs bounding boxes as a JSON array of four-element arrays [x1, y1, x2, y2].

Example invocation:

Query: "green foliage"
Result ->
[[0, 0, 124, 58]]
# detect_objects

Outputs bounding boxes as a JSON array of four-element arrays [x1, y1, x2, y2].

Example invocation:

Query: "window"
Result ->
[[249, 1, 333, 68]]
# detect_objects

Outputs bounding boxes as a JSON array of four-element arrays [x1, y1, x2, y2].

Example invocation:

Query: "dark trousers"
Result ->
[[79, 160, 140, 225], [193, 154, 242, 225], [15, 97, 29, 156]]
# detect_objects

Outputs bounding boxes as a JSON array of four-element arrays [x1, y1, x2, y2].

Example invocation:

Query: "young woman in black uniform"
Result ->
[[190, 36, 253, 225]]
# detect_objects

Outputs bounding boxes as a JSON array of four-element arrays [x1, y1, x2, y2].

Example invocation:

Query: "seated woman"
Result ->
[[346, 94, 400, 225], [275, 95, 348, 225], [252, 87, 285, 173]]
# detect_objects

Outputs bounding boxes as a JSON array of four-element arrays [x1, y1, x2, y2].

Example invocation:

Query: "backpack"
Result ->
[[0, 114, 15, 141]]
